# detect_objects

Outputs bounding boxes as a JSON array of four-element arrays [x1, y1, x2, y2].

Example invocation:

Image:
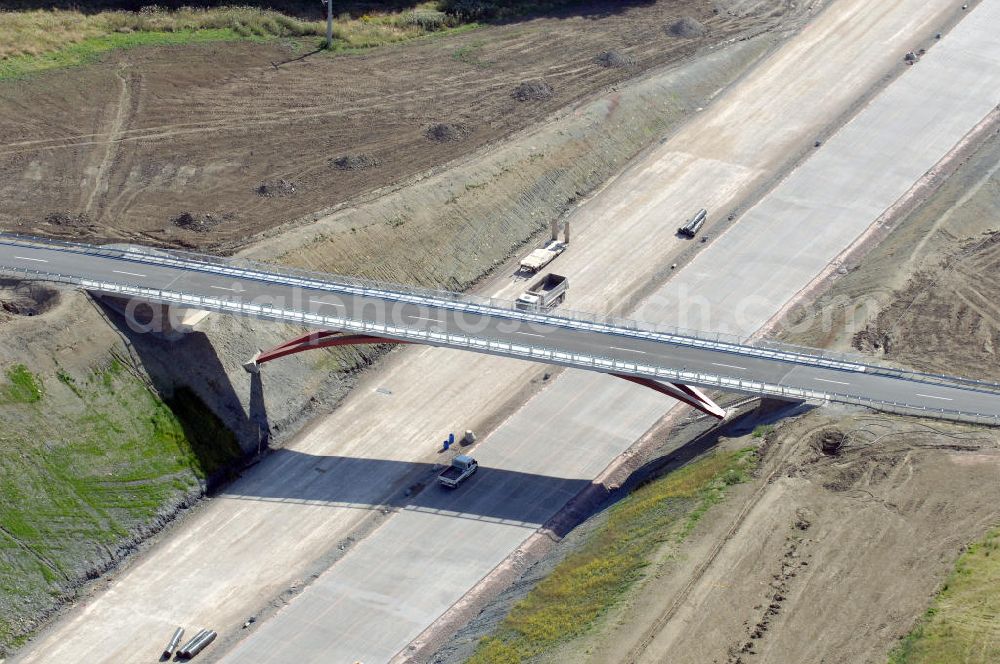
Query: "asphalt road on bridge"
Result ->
[[1, 238, 998, 421]]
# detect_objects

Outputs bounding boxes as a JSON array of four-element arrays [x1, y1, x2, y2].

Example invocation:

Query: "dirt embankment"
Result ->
[[0, 0, 788, 253], [605, 412, 1000, 664]]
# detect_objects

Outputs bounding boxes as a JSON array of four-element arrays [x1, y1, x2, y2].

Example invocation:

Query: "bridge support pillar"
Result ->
[[94, 294, 210, 337]]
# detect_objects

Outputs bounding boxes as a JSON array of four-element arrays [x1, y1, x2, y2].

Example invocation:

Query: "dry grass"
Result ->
[[469, 448, 757, 663], [890, 527, 1000, 664], [0, 3, 461, 61]]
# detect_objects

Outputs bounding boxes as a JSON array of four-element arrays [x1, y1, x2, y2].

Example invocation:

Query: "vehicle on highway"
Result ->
[[519, 239, 568, 273], [519, 220, 571, 273], [438, 455, 478, 488], [515, 273, 568, 311], [678, 208, 707, 237]]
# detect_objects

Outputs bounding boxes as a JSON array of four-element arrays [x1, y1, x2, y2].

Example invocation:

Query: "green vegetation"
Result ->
[[752, 423, 775, 438], [1, 365, 43, 403], [0, 28, 243, 80], [0, 4, 465, 79], [889, 527, 1000, 664], [441, 0, 589, 20], [452, 39, 490, 68], [0, 361, 242, 655], [166, 386, 243, 478], [0, 0, 598, 80], [469, 448, 758, 663]]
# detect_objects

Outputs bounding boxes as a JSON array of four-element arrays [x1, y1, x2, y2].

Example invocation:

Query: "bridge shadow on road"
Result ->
[[220, 448, 591, 528], [216, 400, 817, 530]]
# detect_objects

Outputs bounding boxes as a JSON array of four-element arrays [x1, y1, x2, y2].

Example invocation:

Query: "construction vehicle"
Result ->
[[678, 208, 707, 237], [519, 220, 571, 273], [515, 273, 568, 311], [438, 455, 478, 488]]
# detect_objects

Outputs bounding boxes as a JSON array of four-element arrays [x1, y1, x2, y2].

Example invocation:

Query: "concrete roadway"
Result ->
[[1, 238, 998, 419], [221, 2, 1000, 662]]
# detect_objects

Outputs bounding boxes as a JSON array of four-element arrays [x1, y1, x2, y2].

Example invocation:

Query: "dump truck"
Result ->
[[515, 273, 568, 311], [438, 455, 478, 488], [678, 208, 707, 237], [519, 219, 571, 273]]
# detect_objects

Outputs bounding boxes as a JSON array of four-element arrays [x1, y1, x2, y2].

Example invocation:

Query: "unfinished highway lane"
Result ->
[[2, 236, 999, 422]]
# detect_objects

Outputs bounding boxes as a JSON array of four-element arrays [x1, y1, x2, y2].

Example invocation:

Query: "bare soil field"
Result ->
[[601, 411, 1000, 664], [0, 0, 789, 252]]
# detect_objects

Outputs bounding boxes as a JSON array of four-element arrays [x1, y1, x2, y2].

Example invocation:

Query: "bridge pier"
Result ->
[[94, 293, 210, 337], [245, 330, 727, 420]]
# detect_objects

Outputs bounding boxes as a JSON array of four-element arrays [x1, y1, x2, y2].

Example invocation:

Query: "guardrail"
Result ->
[[11, 232, 1000, 398], [1, 261, 998, 427]]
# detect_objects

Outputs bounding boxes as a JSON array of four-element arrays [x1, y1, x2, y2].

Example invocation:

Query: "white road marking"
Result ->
[[712, 362, 747, 371], [609, 346, 646, 354], [407, 315, 441, 321], [512, 331, 544, 337], [210, 285, 240, 292], [112, 270, 146, 278], [310, 299, 345, 308], [14, 256, 47, 262], [916, 393, 954, 401], [814, 377, 850, 386]]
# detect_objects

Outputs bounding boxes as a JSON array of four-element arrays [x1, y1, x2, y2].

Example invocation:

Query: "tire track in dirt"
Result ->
[[0, 9, 787, 159], [0, 524, 70, 583], [82, 63, 138, 220], [623, 433, 798, 664]]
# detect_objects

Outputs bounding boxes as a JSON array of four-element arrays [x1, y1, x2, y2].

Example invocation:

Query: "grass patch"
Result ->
[[0, 363, 242, 655], [0, 28, 246, 80], [469, 448, 758, 663], [452, 39, 490, 67], [1, 364, 43, 403], [0, 4, 471, 79], [889, 527, 1000, 664], [165, 386, 242, 478]]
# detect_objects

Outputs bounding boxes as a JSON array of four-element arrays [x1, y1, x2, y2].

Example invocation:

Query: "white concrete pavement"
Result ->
[[222, 1, 1000, 662], [656, 0, 1000, 334], [12, 1, 976, 662]]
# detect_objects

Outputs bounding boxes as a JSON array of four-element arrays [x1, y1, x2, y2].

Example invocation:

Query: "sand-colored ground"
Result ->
[[0, 0, 778, 251], [566, 411, 1000, 664]]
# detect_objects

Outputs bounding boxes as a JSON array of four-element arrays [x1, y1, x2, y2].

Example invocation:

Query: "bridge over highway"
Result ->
[[1, 233, 999, 425]]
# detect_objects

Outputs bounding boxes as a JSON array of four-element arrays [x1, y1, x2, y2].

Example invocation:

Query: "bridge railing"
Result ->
[[0, 235, 905, 370], [4, 232, 1000, 398], [2, 261, 998, 427]]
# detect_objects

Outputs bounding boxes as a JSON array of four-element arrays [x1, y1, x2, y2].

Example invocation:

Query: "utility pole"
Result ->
[[325, 0, 333, 49]]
